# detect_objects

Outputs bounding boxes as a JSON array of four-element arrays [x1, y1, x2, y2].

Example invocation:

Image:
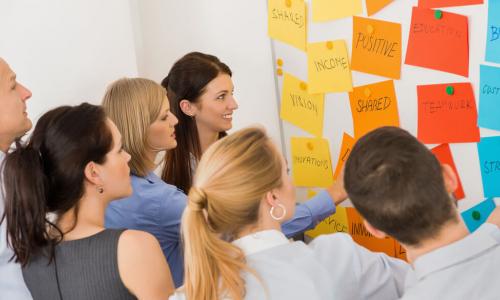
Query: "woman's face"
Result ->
[[193, 73, 239, 134], [147, 96, 179, 152], [100, 119, 133, 200]]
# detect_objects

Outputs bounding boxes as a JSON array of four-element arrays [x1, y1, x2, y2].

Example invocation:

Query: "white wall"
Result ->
[[132, 0, 282, 147], [0, 0, 139, 125]]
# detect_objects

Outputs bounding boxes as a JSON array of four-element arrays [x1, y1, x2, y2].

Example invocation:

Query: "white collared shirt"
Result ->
[[402, 223, 500, 300], [0, 151, 33, 299], [170, 229, 409, 300]]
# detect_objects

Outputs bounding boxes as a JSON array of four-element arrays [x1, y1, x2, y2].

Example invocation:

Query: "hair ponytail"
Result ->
[[3, 144, 59, 266], [182, 187, 248, 300]]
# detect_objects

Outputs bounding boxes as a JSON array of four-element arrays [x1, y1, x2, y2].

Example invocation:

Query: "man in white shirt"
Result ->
[[0, 57, 33, 299], [344, 126, 500, 300]]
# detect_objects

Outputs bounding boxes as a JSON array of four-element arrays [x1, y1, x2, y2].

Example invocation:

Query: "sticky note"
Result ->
[[394, 240, 407, 261], [430, 144, 465, 200], [349, 80, 400, 139], [291, 137, 334, 187], [417, 83, 479, 144], [312, 0, 362, 22], [486, 0, 500, 63], [308, 40, 353, 94], [333, 133, 356, 181], [366, 0, 394, 16], [280, 73, 325, 137], [346, 207, 396, 257], [418, 0, 483, 7], [405, 7, 469, 77], [477, 136, 500, 197], [268, 0, 307, 51], [461, 198, 496, 233], [306, 206, 349, 238], [478, 65, 500, 131], [351, 17, 402, 79]]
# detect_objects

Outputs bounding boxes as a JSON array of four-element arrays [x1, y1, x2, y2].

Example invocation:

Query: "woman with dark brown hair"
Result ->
[[3, 103, 174, 299]]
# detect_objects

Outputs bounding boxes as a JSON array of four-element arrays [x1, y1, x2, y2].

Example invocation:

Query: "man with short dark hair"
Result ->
[[0, 57, 33, 299], [344, 126, 500, 299]]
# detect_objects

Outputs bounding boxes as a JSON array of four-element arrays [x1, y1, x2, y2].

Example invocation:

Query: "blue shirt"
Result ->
[[105, 172, 335, 287]]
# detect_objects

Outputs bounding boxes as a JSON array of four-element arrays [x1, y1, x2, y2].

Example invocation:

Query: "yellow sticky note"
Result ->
[[333, 133, 356, 181], [308, 40, 353, 94], [280, 73, 325, 137], [366, 0, 394, 16], [268, 0, 307, 51], [351, 16, 402, 79], [306, 189, 318, 199], [349, 80, 400, 139], [306, 206, 349, 238], [312, 0, 362, 22], [291, 137, 333, 187]]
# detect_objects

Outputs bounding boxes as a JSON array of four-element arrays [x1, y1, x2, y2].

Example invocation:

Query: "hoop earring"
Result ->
[[270, 204, 286, 221]]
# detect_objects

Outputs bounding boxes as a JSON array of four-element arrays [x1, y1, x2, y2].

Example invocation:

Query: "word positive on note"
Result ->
[[349, 80, 400, 139], [308, 40, 353, 94], [478, 65, 500, 131], [486, 0, 500, 64], [268, 0, 307, 51], [346, 208, 396, 257], [405, 7, 469, 77], [280, 73, 325, 137], [352, 17, 401, 79], [333, 133, 355, 181], [477, 136, 500, 197], [366, 0, 394, 16], [312, 0, 362, 22], [417, 82, 479, 144], [291, 137, 334, 187], [305, 206, 349, 239], [418, 0, 483, 8], [461, 198, 496, 233], [430, 144, 465, 200]]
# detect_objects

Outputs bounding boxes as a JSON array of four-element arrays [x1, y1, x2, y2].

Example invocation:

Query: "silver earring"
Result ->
[[270, 204, 286, 221]]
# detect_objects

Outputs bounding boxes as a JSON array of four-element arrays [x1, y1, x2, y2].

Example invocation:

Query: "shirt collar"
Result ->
[[232, 229, 290, 256], [142, 171, 161, 184], [413, 223, 500, 280]]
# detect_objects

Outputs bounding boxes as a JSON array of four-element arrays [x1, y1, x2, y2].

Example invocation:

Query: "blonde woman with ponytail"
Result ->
[[170, 127, 410, 300]]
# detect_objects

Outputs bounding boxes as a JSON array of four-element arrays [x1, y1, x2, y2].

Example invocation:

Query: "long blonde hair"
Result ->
[[102, 77, 166, 177], [181, 127, 283, 300]]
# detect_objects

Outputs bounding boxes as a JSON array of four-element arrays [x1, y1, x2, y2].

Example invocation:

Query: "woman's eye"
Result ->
[[217, 94, 226, 100]]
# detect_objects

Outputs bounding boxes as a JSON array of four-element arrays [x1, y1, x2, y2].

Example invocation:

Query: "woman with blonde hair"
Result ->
[[171, 127, 410, 300], [102, 78, 186, 286]]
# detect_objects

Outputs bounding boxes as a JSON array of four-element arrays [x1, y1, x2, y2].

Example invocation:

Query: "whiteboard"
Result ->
[[271, 0, 498, 211]]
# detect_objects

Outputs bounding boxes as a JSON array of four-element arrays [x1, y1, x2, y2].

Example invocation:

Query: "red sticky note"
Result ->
[[405, 7, 469, 77], [430, 144, 466, 200], [418, 0, 483, 8], [417, 82, 479, 144]]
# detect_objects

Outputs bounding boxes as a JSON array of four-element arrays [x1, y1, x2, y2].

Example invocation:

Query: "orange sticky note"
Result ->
[[405, 7, 469, 77], [417, 82, 479, 144], [346, 207, 396, 256], [351, 17, 402, 79], [366, 0, 394, 16], [349, 80, 400, 139], [394, 239, 408, 261], [333, 133, 356, 181], [418, 0, 483, 8], [430, 144, 466, 200]]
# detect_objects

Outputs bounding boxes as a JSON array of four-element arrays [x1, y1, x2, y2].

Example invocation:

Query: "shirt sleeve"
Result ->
[[281, 190, 336, 238]]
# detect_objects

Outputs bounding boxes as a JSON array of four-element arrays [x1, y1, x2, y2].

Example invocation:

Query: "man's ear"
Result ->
[[84, 161, 103, 186], [179, 99, 197, 117], [363, 220, 387, 239], [441, 163, 458, 194]]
